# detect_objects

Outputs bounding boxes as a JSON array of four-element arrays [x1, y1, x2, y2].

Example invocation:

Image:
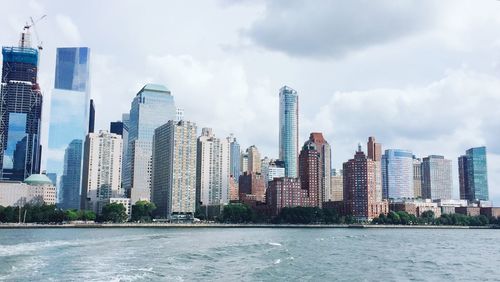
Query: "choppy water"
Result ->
[[0, 228, 499, 281]]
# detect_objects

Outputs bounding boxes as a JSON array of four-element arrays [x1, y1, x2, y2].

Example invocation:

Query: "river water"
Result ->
[[0, 228, 498, 281]]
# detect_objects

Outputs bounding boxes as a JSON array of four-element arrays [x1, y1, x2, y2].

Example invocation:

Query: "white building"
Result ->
[[0, 174, 56, 207], [108, 198, 132, 218], [152, 120, 197, 219], [267, 160, 285, 183], [196, 128, 230, 207], [81, 130, 123, 213], [330, 169, 343, 201]]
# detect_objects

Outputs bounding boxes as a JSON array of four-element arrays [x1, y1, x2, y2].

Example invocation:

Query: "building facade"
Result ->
[[266, 177, 313, 215], [279, 86, 299, 178], [238, 172, 266, 203], [227, 134, 241, 181], [459, 147, 489, 201], [330, 169, 343, 201], [413, 157, 422, 198], [151, 120, 197, 219], [299, 142, 321, 207], [247, 145, 261, 174], [306, 133, 332, 202], [421, 155, 452, 200], [123, 84, 176, 204], [382, 149, 414, 199], [80, 131, 123, 213], [0, 174, 56, 207], [0, 33, 43, 181], [366, 137, 382, 202], [46, 47, 91, 209]]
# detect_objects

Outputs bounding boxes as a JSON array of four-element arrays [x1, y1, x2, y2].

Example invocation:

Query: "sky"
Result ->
[[1, 0, 500, 204]]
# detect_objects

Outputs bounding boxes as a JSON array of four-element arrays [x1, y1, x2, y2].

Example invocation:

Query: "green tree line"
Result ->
[[373, 210, 500, 226]]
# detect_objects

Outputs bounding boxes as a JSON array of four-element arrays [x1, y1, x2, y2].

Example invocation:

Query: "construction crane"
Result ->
[[23, 15, 46, 50]]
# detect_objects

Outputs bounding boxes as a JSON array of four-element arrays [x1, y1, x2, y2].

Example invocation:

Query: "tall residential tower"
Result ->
[[279, 86, 299, 178]]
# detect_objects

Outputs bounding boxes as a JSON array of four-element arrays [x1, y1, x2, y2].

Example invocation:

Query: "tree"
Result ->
[[100, 203, 128, 223], [131, 200, 156, 222], [65, 210, 79, 221], [387, 211, 401, 224], [396, 211, 411, 225], [220, 204, 253, 223], [78, 210, 96, 221]]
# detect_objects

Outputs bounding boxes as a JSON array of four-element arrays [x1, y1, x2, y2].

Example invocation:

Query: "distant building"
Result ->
[[382, 149, 414, 199], [0, 174, 56, 207], [343, 145, 389, 221], [120, 113, 130, 192], [330, 169, 343, 201], [367, 137, 382, 201], [413, 157, 422, 198], [260, 156, 270, 186], [238, 172, 266, 203], [266, 177, 312, 215], [80, 131, 123, 213], [279, 86, 299, 178], [151, 120, 197, 220], [240, 152, 248, 175], [176, 108, 184, 121], [196, 128, 230, 208], [60, 140, 83, 209], [267, 160, 285, 183], [229, 176, 239, 201], [299, 141, 321, 207], [306, 133, 331, 202], [421, 155, 452, 200], [123, 84, 176, 204], [107, 198, 131, 218], [110, 121, 124, 136], [459, 147, 489, 201], [390, 199, 441, 218], [227, 135, 241, 181], [89, 99, 95, 133], [247, 145, 261, 174]]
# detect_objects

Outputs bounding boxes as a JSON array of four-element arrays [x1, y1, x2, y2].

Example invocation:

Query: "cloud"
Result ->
[[55, 14, 81, 45], [244, 0, 437, 58]]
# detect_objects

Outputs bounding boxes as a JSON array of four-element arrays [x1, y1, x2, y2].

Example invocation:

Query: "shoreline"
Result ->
[[0, 223, 495, 229]]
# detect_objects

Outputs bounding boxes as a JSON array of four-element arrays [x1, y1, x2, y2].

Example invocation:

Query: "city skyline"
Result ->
[[0, 1, 499, 204]]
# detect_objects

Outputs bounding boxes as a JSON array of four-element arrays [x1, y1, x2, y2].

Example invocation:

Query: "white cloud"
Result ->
[[55, 14, 81, 45]]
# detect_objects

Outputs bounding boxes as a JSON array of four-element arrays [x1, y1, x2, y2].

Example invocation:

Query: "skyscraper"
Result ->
[[123, 84, 176, 204], [47, 47, 90, 210], [151, 120, 197, 219], [343, 145, 389, 221], [0, 31, 43, 181], [110, 121, 124, 136], [366, 137, 382, 202], [279, 86, 299, 178], [299, 142, 321, 207], [306, 133, 331, 202], [228, 135, 241, 182], [330, 169, 343, 201], [196, 128, 230, 208], [88, 99, 95, 133], [413, 157, 422, 198], [421, 155, 452, 200], [120, 113, 130, 189], [80, 131, 123, 213], [382, 149, 414, 199], [367, 136, 382, 161], [247, 145, 261, 174], [459, 147, 489, 201]]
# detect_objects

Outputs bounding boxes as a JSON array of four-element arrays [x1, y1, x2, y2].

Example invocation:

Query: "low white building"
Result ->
[[0, 174, 57, 207], [105, 198, 132, 218]]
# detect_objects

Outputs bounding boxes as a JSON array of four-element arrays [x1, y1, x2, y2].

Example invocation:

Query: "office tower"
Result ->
[[343, 145, 388, 221], [238, 172, 266, 203], [120, 113, 129, 187], [330, 169, 343, 201], [421, 155, 452, 200], [176, 108, 184, 122], [46, 47, 90, 209], [110, 121, 124, 136], [382, 149, 414, 199], [240, 152, 248, 175], [367, 137, 382, 201], [279, 86, 299, 177], [196, 128, 230, 208], [123, 84, 176, 204], [0, 31, 43, 181], [261, 156, 270, 187], [151, 120, 197, 219], [299, 142, 321, 207], [247, 145, 261, 174], [307, 133, 331, 202], [80, 131, 122, 213], [227, 135, 241, 181], [267, 159, 285, 182], [413, 157, 422, 198], [88, 99, 95, 133], [459, 147, 489, 201]]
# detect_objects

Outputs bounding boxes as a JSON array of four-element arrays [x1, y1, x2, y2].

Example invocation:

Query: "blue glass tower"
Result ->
[[0, 33, 43, 181], [279, 86, 299, 178], [46, 47, 90, 209], [382, 149, 414, 199], [459, 146, 489, 201], [123, 84, 176, 204], [228, 135, 241, 181]]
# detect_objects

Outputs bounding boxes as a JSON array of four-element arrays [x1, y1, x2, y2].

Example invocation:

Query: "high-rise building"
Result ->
[[120, 113, 130, 189], [267, 159, 285, 182], [382, 149, 414, 199], [123, 84, 176, 204], [266, 177, 309, 215], [247, 145, 261, 174], [413, 157, 422, 198], [260, 156, 270, 187], [343, 145, 388, 221], [151, 120, 197, 219], [196, 128, 230, 208], [330, 169, 343, 201], [110, 121, 124, 136], [80, 131, 122, 213], [299, 142, 321, 207], [176, 108, 184, 122], [238, 172, 266, 203], [459, 147, 489, 201], [367, 137, 382, 201], [0, 31, 43, 181], [279, 86, 299, 178], [46, 47, 90, 209], [88, 99, 95, 133], [240, 152, 248, 175], [227, 135, 241, 182], [421, 155, 452, 200], [306, 133, 331, 202]]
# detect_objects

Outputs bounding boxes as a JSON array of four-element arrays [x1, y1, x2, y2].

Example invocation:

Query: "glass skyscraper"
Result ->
[[46, 47, 90, 209], [228, 134, 241, 182], [459, 146, 489, 201], [421, 155, 452, 200], [0, 33, 43, 181], [382, 149, 414, 199], [279, 86, 299, 178], [123, 84, 176, 204]]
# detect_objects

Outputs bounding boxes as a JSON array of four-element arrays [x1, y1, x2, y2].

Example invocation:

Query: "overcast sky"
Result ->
[[1, 0, 500, 204]]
